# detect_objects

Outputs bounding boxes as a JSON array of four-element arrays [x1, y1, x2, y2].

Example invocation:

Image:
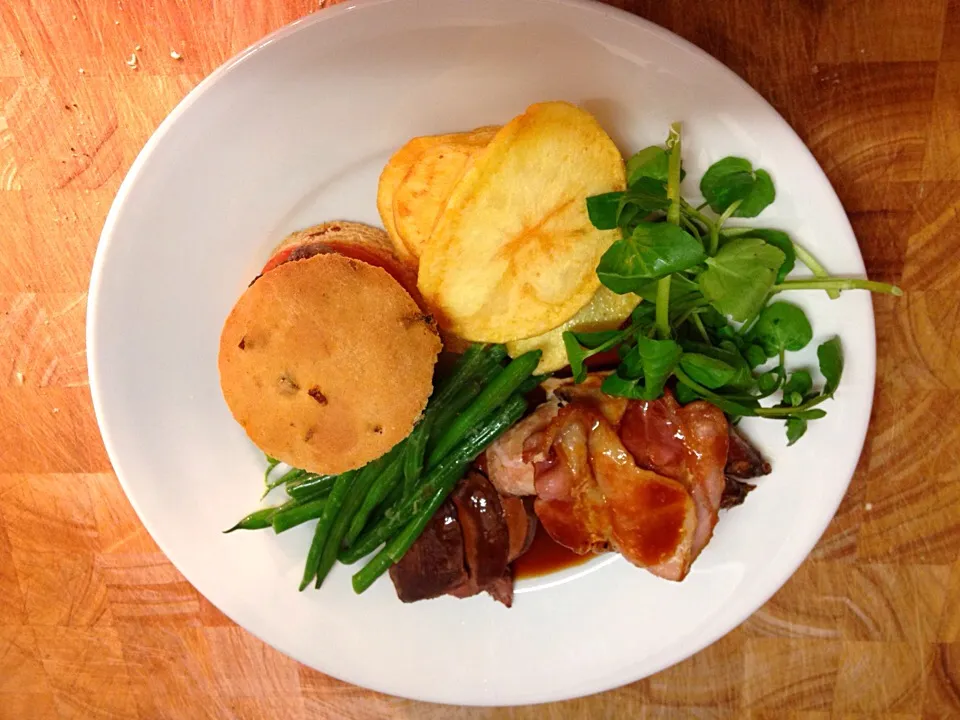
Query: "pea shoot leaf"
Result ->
[[674, 382, 700, 404], [681, 341, 754, 390], [586, 192, 622, 230], [700, 157, 776, 218], [600, 372, 645, 399], [782, 370, 813, 398], [679, 353, 736, 389], [617, 177, 671, 229], [697, 238, 785, 321], [572, 329, 621, 349], [563, 332, 589, 384], [745, 229, 795, 283], [745, 344, 768, 368], [758, 371, 780, 394], [817, 337, 844, 396], [626, 147, 669, 185], [747, 302, 813, 357], [597, 222, 705, 293], [618, 337, 683, 399], [785, 417, 807, 446]]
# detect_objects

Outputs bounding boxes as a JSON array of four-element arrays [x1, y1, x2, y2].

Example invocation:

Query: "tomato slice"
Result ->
[[260, 247, 295, 275]]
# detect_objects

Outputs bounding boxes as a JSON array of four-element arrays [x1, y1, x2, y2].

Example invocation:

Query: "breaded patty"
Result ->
[[219, 253, 441, 474]]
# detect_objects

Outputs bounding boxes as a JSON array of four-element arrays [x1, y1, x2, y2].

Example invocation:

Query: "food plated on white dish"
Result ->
[[87, 0, 896, 705]]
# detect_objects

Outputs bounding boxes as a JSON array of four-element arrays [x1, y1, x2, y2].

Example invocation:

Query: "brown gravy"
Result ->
[[514, 522, 594, 579]]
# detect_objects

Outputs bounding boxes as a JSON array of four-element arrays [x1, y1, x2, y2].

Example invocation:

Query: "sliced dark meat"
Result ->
[[388, 499, 467, 603], [501, 494, 537, 562], [450, 472, 512, 604], [485, 573, 515, 608], [725, 428, 772, 479], [720, 477, 756, 509]]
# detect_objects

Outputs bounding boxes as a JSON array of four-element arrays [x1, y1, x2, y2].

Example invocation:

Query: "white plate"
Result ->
[[88, 0, 875, 706]]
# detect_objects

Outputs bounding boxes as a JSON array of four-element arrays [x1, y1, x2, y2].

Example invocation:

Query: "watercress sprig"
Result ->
[[571, 122, 899, 445]]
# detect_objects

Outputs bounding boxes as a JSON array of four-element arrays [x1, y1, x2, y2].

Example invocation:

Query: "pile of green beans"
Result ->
[[224, 343, 542, 595]]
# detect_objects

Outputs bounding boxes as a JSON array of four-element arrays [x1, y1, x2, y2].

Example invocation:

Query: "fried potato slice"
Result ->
[[507, 288, 640, 373], [417, 102, 626, 342], [393, 130, 497, 259], [377, 127, 498, 263]]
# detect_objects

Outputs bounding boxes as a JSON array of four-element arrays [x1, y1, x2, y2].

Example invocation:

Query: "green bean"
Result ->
[[427, 360, 504, 442], [351, 394, 527, 593], [427, 350, 541, 465], [263, 455, 280, 484], [286, 474, 337, 502], [402, 420, 430, 496], [516, 373, 548, 395], [432, 343, 506, 407], [299, 470, 356, 591], [343, 394, 528, 565], [271, 498, 327, 534], [223, 505, 281, 533], [342, 449, 405, 552], [313, 454, 392, 589], [262, 467, 306, 498], [364, 477, 405, 536]]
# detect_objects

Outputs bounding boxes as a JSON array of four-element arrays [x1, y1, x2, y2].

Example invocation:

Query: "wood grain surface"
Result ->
[[1, 0, 958, 717]]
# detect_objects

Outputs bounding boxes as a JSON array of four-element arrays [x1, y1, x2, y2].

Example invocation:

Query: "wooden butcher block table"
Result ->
[[0, 0, 958, 717]]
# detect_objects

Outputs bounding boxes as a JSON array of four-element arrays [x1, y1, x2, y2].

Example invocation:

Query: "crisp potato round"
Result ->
[[394, 137, 494, 259], [417, 102, 626, 343], [506, 287, 640, 373], [219, 253, 441, 474], [377, 127, 499, 262]]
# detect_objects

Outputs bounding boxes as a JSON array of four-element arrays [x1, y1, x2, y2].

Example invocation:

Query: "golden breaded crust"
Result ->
[[219, 253, 441, 474]]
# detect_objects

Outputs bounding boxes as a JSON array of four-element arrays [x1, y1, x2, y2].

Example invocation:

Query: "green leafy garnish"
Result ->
[[626, 146, 670, 185], [782, 370, 813, 399], [575, 123, 901, 446], [730, 229, 796, 283], [586, 192, 622, 230], [597, 222, 705, 292], [785, 417, 807, 446], [698, 238, 785, 321], [817, 337, 844, 396], [700, 157, 776, 218], [617, 178, 670, 229], [679, 353, 736, 389], [603, 337, 683, 400], [747, 302, 813, 357]]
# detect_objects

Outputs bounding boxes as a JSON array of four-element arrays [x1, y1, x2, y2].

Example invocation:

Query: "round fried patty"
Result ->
[[219, 252, 441, 474]]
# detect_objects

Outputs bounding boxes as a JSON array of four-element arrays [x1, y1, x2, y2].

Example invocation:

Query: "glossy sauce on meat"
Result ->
[[619, 392, 729, 562], [530, 404, 698, 576]]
